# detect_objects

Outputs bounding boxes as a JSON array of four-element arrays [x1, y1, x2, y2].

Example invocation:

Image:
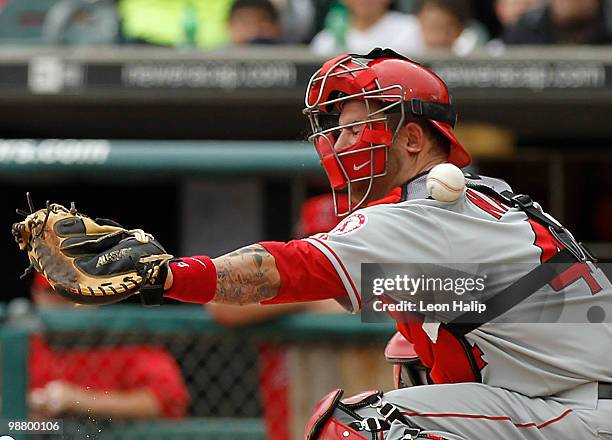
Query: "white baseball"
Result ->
[[426, 163, 466, 202]]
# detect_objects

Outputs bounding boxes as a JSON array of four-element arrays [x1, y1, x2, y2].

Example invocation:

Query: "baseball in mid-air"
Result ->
[[426, 163, 466, 202]]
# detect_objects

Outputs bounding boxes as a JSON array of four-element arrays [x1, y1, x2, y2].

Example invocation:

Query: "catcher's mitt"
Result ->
[[12, 194, 173, 306]]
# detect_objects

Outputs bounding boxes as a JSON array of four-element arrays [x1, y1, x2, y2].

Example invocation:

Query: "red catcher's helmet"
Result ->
[[304, 48, 471, 216]]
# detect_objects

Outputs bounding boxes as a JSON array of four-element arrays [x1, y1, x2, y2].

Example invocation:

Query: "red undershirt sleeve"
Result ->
[[258, 240, 348, 304]]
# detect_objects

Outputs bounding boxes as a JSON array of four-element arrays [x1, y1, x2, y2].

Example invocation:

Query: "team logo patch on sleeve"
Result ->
[[329, 213, 368, 236]]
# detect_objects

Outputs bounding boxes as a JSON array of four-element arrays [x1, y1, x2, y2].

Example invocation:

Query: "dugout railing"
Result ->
[[1, 140, 609, 260], [0, 304, 395, 439]]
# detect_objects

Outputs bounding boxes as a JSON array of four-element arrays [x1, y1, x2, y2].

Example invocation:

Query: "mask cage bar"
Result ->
[[304, 55, 369, 109]]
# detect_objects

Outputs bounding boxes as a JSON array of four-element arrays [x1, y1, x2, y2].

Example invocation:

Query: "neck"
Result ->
[[353, 154, 448, 208], [400, 155, 447, 186], [351, 11, 387, 31]]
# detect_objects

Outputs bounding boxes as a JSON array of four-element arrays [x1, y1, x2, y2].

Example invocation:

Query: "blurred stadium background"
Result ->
[[1, 0, 612, 438]]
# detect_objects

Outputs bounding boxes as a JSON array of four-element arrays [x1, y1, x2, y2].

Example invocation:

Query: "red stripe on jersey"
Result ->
[[528, 220, 564, 263], [401, 408, 573, 430], [258, 240, 348, 304], [528, 219, 602, 294], [308, 237, 361, 309], [466, 189, 509, 219]]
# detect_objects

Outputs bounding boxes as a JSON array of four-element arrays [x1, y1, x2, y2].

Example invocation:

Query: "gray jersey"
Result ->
[[305, 173, 612, 403]]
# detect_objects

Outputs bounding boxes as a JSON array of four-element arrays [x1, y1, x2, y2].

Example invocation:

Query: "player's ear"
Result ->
[[397, 121, 425, 155]]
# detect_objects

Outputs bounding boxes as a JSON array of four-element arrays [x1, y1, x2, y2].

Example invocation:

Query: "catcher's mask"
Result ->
[[304, 48, 471, 216]]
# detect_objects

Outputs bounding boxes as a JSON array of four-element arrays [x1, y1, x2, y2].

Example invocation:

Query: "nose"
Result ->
[[334, 129, 352, 152]]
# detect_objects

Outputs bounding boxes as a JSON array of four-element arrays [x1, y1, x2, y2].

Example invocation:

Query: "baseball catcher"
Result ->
[[14, 49, 612, 440]]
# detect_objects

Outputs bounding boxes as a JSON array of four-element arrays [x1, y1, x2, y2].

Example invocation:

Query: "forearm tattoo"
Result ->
[[213, 244, 281, 305]]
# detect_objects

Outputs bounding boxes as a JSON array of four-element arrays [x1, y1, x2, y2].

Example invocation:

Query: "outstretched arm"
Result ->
[[164, 244, 280, 305], [213, 245, 280, 304], [163, 241, 347, 306]]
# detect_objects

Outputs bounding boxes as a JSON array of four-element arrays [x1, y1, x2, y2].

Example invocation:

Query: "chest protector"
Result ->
[[393, 182, 597, 386]]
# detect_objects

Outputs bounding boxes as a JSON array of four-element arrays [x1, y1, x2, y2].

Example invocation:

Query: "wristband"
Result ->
[[163, 256, 217, 304]]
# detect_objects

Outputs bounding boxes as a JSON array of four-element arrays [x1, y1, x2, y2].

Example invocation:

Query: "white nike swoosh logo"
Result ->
[[353, 161, 371, 171], [188, 257, 207, 268]]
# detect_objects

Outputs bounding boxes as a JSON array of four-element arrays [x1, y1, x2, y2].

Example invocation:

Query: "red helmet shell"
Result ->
[[365, 57, 471, 168], [368, 57, 452, 103]]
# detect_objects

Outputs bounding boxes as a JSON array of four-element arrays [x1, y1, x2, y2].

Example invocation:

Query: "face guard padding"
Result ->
[[304, 48, 470, 217]]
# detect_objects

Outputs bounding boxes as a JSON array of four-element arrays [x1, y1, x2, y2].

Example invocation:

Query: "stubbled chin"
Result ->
[[349, 181, 372, 205]]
